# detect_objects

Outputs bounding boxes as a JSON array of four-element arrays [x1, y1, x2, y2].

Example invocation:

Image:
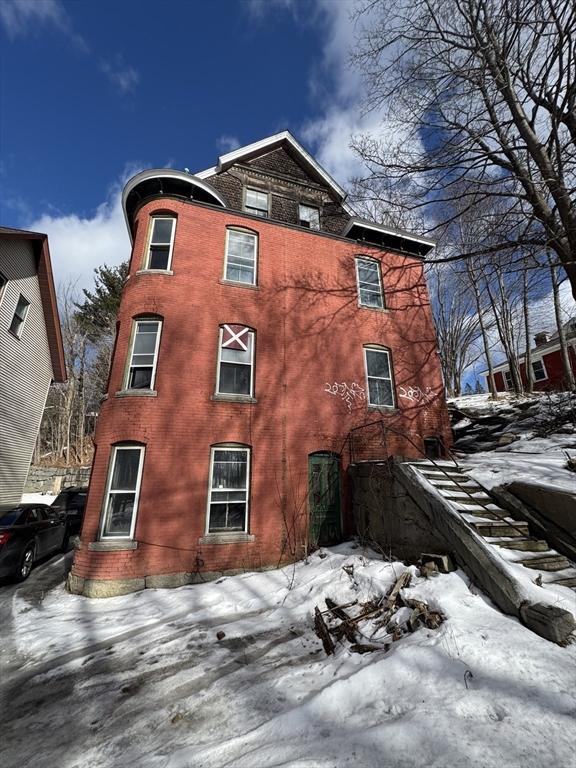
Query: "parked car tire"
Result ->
[[16, 543, 35, 582]]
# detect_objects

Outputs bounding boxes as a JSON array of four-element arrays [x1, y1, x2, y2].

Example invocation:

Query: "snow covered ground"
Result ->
[[449, 393, 576, 493], [2, 544, 576, 768]]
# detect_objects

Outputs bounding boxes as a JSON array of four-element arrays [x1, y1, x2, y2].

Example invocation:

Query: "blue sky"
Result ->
[[1, 0, 369, 288]]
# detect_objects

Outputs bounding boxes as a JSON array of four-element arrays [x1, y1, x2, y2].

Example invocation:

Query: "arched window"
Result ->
[[363, 345, 395, 407], [206, 444, 251, 533], [124, 316, 163, 391], [215, 324, 255, 398], [224, 227, 258, 285], [144, 215, 176, 270], [100, 443, 145, 539]]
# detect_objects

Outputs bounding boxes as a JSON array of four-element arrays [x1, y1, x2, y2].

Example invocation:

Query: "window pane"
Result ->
[[368, 378, 393, 406], [110, 449, 141, 491], [246, 189, 268, 211], [133, 326, 159, 355], [211, 490, 247, 502], [103, 493, 135, 536], [208, 504, 228, 531], [221, 343, 251, 364], [208, 503, 246, 532], [300, 205, 320, 229], [358, 261, 379, 284], [212, 451, 247, 489], [366, 350, 390, 378], [219, 362, 251, 394], [228, 231, 255, 258], [360, 288, 384, 308], [129, 367, 153, 389], [152, 219, 174, 244], [148, 246, 169, 270]]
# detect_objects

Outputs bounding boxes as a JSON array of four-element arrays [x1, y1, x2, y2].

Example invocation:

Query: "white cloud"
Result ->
[[100, 55, 139, 95], [26, 174, 137, 293], [0, 0, 88, 51], [216, 135, 241, 154]]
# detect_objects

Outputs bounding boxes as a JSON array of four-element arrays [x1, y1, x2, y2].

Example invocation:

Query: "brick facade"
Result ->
[[70, 136, 451, 595]]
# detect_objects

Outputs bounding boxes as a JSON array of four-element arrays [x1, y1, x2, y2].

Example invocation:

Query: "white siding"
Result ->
[[0, 239, 54, 508]]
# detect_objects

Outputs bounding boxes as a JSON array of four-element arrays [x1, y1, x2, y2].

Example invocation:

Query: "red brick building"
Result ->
[[488, 325, 576, 393], [69, 132, 451, 597]]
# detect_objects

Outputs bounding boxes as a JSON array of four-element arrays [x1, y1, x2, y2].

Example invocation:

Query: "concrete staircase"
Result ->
[[392, 458, 576, 643], [407, 461, 576, 591]]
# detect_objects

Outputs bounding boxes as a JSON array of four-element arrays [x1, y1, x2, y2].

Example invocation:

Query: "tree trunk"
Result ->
[[550, 258, 576, 390]]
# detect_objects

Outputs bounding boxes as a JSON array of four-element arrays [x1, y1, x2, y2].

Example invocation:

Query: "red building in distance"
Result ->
[[69, 132, 452, 598], [488, 324, 576, 393]]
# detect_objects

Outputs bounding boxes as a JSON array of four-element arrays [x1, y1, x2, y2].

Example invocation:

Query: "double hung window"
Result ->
[[207, 446, 250, 532], [145, 217, 176, 270], [125, 319, 162, 390], [504, 370, 513, 389], [224, 229, 257, 285], [532, 359, 547, 381], [216, 325, 254, 397], [100, 445, 145, 539], [245, 189, 269, 217], [356, 258, 384, 309], [299, 204, 320, 230], [364, 346, 394, 407], [9, 295, 30, 338]]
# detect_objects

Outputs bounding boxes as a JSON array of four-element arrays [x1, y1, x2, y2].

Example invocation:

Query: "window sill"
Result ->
[[367, 405, 398, 413], [199, 532, 255, 545], [219, 279, 259, 291], [115, 389, 158, 398], [89, 540, 138, 551], [211, 394, 257, 404], [136, 269, 174, 276], [358, 304, 389, 313]]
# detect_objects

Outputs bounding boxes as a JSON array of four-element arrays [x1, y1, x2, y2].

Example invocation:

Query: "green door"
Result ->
[[308, 452, 342, 547]]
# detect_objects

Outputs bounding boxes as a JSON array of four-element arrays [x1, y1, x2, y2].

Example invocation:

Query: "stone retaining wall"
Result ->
[[25, 465, 91, 494]]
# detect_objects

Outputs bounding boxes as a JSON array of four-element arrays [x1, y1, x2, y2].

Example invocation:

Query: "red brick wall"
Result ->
[[72, 199, 451, 583]]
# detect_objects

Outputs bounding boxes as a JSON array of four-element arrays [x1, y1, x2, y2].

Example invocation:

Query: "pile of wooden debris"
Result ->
[[313, 570, 444, 655]]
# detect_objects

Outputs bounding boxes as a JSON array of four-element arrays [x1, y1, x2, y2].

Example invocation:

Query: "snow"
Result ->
[[20, 492, 56, 505], [2, 545, 576, 768], [448, 393, 576, 494]]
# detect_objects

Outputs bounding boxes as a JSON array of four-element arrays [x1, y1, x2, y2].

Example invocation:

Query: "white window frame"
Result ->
[[503, 370, 513, 389], [298, 204, 320, 230], [9, 294, 30, 338], [364, 346, 395, 408], [355, 257, 385, 309], [145, 216, 176, 270], [99, 445, 145, 540], [531, 358, 548, 381], [215, 326, 255, 397], [205, 445, 250, 534], [224, 228, 258, 286], [124, 318, 162, 391], [244, 188, 269, 218]]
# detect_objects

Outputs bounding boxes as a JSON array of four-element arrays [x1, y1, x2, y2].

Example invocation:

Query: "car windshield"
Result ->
[[0, 509, 26, 526]]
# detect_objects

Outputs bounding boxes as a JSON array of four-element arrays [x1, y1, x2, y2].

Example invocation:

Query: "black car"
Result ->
[[0, 504, 67, 582], [50, 486, 88, 536]]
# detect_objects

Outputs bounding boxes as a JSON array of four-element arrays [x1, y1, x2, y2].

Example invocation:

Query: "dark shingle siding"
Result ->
[[205, 144, 351, 235]]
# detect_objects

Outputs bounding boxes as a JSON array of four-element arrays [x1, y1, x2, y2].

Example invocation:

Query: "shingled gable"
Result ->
[[0, 226, 66, 383], [195, 130, 350, 208], [194, 131, 435, 256]]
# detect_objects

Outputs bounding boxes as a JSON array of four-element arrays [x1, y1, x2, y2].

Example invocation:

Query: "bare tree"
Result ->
[[429, 262, 481, 396], [353, 0, 576, 300]]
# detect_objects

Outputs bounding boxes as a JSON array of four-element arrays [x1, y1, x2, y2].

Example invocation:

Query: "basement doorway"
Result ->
[[308, 452, 342, 547]]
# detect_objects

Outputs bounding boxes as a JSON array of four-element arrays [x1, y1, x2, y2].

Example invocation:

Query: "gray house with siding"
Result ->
[[0, 227, 66, 509]]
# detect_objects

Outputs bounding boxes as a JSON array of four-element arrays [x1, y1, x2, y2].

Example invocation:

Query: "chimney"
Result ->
[[534, 331, 550, 347]]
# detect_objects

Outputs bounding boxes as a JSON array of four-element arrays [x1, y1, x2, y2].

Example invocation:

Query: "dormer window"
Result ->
[[299, 204, 320, 230], [245, 189, 269, 218]]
